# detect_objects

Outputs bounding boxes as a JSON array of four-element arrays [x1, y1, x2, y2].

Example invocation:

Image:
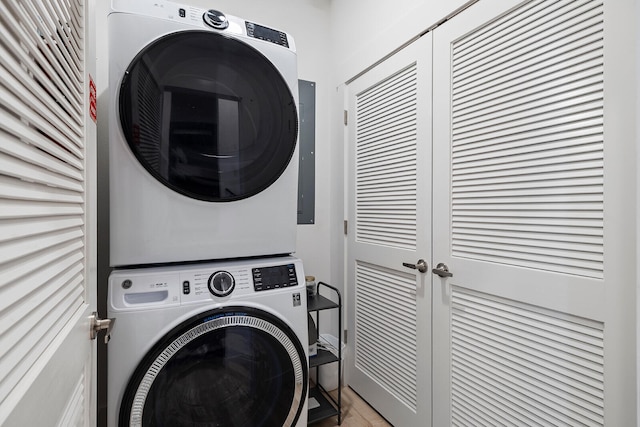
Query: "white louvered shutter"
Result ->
[[433, 1, 636, 425], [450, 0, 604, 279], [354, 63, 419, 409], [355, 64, 418, 251], [346, 34, 433, 427], [0, 0, 97, 425]]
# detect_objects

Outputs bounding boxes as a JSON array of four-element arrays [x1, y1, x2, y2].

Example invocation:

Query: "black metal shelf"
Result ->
[[307, 293, 339, 312], [308, 386, 338, 424], [309, 348, 339, 369], [307, 281, 342, 425]]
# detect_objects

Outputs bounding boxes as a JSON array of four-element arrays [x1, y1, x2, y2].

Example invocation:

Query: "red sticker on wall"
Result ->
[[89, 75, 97, 123]]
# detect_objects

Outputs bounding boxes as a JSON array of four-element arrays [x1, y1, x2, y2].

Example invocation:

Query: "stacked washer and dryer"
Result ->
[[105, 1, 308, 425]]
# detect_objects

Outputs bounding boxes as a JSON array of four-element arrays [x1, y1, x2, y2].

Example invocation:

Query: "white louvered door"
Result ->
[[432, 1, 636, 425], [0, 0, 97, 425], [346, 34, 432, 427]]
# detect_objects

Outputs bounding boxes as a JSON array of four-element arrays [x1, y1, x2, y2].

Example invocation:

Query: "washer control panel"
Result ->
[[109, 257, 304, 311], [252, 264, 298, 292], [245, 22, 289, 47]]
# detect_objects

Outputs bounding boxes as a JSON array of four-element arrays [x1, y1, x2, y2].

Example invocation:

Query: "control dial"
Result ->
[[208, 271, 235, 297], [203, 9, 229, 29]]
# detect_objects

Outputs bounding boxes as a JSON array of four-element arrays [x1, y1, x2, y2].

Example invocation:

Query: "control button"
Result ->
[[203, 9, 229, 29], [208, 271, 235, 297], [182, 280, 190, 295], [178, 8, 186, 18]]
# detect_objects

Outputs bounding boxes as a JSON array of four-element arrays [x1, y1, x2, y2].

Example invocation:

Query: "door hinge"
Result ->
[[343, 329, 347, 344], [89, 312, 115, 344], [343, 110, 348, 125], [343, 220, 348, 235]]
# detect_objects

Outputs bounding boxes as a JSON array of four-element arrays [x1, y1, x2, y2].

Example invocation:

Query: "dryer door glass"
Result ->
[[120, 308, 307, 427], [119, 31, 298, 202]]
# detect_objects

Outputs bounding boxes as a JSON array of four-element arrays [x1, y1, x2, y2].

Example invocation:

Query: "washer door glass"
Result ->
[[119, 31, 298, 202], [119, 307, 307, 427]]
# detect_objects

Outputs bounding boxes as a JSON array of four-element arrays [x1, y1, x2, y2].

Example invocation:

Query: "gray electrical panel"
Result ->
[[297, 80, 315, 224]]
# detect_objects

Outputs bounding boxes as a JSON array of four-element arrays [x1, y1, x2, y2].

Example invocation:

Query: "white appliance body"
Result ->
[[107, 256, 308, 427], [108, 0, 300, 266]]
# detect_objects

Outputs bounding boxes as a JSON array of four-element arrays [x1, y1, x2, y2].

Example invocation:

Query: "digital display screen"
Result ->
[[246, 22, 288, 47], [261, 265, 290, 286], [253, 264, 297, 291], [253, 24, 281, 43]]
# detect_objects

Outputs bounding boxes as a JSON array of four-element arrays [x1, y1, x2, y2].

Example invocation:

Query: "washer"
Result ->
[[107, 0, 300, 267], [107, 256, 308, 427]]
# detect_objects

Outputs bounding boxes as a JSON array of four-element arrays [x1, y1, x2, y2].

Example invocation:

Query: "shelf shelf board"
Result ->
[[308, 386, 339, 424], [308, 294, 339, 311], [309, 348, 339, 368]]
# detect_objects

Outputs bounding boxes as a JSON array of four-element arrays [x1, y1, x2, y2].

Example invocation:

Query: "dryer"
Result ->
[[107, 0, 300, 267], [107, 256, 308, 427]]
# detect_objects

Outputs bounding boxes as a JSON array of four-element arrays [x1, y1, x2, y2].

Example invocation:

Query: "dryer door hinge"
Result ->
[[343, 220, 348, 235], [89, 312, 115, 344], [343, 110, 348, 125]]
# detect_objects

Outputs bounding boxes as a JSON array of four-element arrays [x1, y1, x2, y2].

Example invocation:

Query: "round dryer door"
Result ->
[[119, 307, 307, 427], [118, 31, 298, 202]]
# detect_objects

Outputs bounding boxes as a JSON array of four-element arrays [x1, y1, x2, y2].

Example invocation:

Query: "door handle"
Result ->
[[402, 259, 428, 273], [432, 263, 453, 277], [89, 312, 115, 344]]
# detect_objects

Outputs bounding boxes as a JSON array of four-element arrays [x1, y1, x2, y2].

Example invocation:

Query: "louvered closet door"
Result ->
[[346, 34, 432, 427], [0, 0, 97, 425], [432, 1, 636, 425]]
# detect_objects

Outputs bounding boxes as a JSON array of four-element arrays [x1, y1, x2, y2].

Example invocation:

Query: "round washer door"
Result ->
[[119, 307, 307, 427], [118, 30, 298, 202]]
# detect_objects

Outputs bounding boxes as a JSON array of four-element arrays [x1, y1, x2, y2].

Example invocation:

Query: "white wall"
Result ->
[[637, 0, 640, 420], [329, 0, 471, 83]]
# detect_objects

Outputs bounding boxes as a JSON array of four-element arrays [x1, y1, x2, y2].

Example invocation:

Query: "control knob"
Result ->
[[208, 271, 235, 297], [203, 9, 229, 29]]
